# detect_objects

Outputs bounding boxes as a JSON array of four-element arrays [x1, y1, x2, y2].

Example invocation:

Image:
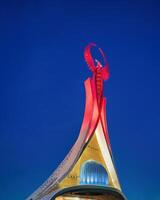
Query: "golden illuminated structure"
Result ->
[[27, 43, 127, 200]]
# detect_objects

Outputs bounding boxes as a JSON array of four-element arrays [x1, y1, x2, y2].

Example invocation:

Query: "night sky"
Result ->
[[0, 0, 160, 199]]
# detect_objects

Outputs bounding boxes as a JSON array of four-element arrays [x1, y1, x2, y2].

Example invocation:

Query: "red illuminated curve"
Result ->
[[84, 43, 110, 80]]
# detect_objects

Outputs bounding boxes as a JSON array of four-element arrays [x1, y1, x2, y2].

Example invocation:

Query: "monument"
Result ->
[[27, 43, 127, 200]]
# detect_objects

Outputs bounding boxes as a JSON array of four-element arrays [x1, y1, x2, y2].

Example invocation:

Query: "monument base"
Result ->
[[52, 185, 127, 200]]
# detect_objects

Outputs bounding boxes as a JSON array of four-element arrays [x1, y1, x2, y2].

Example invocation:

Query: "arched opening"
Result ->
[[80, 160, 108, 186]]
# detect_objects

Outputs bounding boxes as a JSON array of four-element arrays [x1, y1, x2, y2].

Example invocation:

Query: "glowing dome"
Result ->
[[80, 160, 108, 186]]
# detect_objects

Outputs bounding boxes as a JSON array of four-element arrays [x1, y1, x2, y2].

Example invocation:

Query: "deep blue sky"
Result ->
[[0, 0, 160, 199]]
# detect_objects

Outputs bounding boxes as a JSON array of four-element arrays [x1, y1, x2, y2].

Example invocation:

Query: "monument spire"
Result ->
[[27, 43, 127, 200]]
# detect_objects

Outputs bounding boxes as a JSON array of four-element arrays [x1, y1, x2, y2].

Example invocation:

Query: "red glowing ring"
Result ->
[[84, 43, 109, 80]]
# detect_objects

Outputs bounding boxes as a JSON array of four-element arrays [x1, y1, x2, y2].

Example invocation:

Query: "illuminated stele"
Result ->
[[27, 43, 127, 200]]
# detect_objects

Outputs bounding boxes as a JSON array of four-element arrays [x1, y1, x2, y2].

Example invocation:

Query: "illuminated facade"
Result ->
[[27, 43, 127, 200]]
